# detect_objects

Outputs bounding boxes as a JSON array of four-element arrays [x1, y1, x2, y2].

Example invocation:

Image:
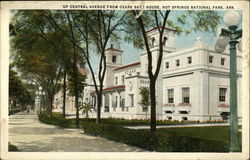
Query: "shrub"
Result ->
[[9, 108, 22, 115], [8, 142, 20, 152], [38, 113, 71, 128], [82, 121, 229, 152]]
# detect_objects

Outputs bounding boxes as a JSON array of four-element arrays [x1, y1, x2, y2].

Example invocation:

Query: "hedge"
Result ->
[[82, 121, 229, 152], [38, 113, 71, 128], [9, 108, 22, 115]]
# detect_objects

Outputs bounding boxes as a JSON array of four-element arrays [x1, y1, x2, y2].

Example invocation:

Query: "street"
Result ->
[[8, 110, 145, 152]]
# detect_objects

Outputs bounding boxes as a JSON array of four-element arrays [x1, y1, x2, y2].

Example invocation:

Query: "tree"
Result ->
[[139, 87, 150, 119], [9, 67, 23, 108], [9, 67, 34, 110], [10, 11, 65, 117], [80, 102, 93, 119], [45, 10, 126, 124], [126, 10, 221, 131]]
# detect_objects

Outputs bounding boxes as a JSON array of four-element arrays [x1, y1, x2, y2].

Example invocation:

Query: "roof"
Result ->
[[105, 48, 123, 52], [91, 85, 125, 94], [113, 62, 141, 71], [103, 85, 125, 91], [146, 26, 177, 33]]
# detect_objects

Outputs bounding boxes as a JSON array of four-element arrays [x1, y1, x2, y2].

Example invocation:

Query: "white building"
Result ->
[[55, 27, 242, 121]]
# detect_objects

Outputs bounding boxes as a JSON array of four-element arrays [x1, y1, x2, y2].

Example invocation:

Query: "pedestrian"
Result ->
[[27, 107, 29, 113]]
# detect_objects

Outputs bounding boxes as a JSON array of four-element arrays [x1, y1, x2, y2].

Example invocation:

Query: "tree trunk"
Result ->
[[63, 69, 66, 118], [75, 94, 79, 127], [49, 93, 54, 117], [13, 98, 17, 108], [149, 79, 156, 132], [42, 95, 46, 114], [96, 92, 102, 124], [45, 95, 49, 116]]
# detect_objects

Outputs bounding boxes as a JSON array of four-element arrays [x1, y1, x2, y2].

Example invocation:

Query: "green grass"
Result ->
[[39, 113, 241, 152], [155, 126, 241, 144], [82, 121, 231, 152], [41, 112, 225, 128], [81, 118, 224, 126]]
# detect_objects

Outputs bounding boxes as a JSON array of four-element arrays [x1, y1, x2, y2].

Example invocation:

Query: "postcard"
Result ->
[[0, 1, 249, 160]]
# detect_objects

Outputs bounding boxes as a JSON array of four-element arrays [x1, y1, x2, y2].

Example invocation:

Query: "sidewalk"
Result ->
[[9, 110, 145, 152], [125, 123, 231, 130]]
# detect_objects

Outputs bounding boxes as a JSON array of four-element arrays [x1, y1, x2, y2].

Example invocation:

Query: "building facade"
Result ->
[[55, 27, 242, 121]]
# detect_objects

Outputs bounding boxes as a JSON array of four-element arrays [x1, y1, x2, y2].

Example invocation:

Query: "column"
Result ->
[[102, 94, 105, 112], [109, 93, 112, 111]]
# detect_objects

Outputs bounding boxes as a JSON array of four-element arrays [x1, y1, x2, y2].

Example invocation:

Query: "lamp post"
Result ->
[[214, 11, 242, 152]]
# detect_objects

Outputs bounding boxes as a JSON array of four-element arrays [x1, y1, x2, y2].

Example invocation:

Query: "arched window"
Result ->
[[163, 37, 168, 46]]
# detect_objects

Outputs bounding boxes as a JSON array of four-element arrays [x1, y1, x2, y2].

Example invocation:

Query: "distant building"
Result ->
[[54, 27, 242, 121]]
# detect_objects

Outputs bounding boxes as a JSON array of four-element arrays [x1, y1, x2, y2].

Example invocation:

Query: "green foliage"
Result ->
[[139, 87, 150, 110], [10, 10, 79, 115], [9, 67, 34, 108], [82, 121, 229, 152], [124, 10, 222, 47], [38, 113, 71, 128], [82, 118, 224, 126], [80, 102, 93, 118], [8, 142, 20, 152], [67, 68, 86, 97], [123, 11, 154, 49], [187, 11, 221, 33], [9, 108, 22, 115]]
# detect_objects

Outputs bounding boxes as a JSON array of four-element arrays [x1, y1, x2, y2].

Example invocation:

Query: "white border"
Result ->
[[0, 1, 249, 160]]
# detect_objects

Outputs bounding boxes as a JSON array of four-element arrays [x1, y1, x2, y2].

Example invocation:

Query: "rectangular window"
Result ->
[[112, 55, 116, 63], [209, 56, 213, 63], [176, 59, 180, 66], [187, 56, 192, 64], [219, 88, 227, 102], [129, 94, 134, 107], [142, 106, 148, 112], [182, 87, 190, 103], [115, 77, 118, 85], [166, 62, 169, 69], [122, 75, 125, 84], [221, 58, 225, 65], [167, 89, 174, 103]]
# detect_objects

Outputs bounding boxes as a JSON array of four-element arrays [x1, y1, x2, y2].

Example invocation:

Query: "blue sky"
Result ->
[[90, 10, 242, 72]]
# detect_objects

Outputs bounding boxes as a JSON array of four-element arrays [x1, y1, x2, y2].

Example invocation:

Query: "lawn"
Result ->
[[39, 113, 242, 151], [42, 112, 226, 128], [82, 121, 234, 152], [80, 118, 224, 126], [155, 126, 241, 144]]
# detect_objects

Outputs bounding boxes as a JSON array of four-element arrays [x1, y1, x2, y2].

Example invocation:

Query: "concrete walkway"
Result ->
[[125, 123, 231, 130], [8, 110, 145, 152]]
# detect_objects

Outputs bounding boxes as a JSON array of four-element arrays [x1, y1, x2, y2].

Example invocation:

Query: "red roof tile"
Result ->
[[113, 62, 141, 71], [105, 48, 123, 52], [146, 26, 177, 33], [103, 85, 125, 91], [90, 85, 125, 94]]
